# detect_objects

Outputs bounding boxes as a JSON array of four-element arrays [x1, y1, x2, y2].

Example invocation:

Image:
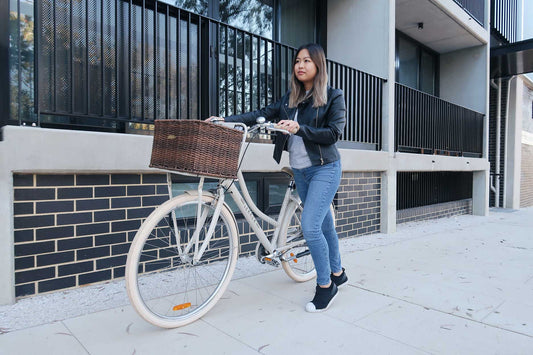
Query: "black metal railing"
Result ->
[[491, 0, 517, 43], [329, 60, 383, 148], [453, 0, 485, 26], [0, 0, 8, 140], [397, 171, 473, 210], [8, 0, 385, 148], [395, 83, 484, 157]]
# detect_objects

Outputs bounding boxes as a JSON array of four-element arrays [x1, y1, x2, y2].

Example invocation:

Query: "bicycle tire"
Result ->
[[279, 202, 336, 282], [125, 193, 238, 328]]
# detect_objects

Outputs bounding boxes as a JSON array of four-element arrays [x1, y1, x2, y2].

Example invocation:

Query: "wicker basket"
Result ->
[[150, 120, 243, 179]]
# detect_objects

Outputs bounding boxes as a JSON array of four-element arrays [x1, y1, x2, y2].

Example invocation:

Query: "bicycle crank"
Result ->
[[255, 242, 280, 267]]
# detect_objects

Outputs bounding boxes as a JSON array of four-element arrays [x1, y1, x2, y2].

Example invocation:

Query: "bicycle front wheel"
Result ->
[[126, 193, 238, 328]]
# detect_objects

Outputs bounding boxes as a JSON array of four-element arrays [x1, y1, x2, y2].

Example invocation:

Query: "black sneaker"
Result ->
[[331, 268, 348, 287], [305, 282, 338, 313]]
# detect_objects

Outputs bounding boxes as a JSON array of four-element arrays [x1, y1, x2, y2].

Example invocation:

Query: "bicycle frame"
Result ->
[[165, 121, 302, 262]]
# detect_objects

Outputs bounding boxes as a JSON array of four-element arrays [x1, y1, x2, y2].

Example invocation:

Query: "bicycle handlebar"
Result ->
[[212, 118, 291, 136], [258, 122, 292, 135]]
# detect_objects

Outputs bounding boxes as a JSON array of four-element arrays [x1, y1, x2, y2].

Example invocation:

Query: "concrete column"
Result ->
[[473, 169, 489, 216], [328, 0, 396, 233], [380, 0, 397, 234], [0, 133, 15, 305], [381, 166, 397, 233], [504, 77, 523, 209]]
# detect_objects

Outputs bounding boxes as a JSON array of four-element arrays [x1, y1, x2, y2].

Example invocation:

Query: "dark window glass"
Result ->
[[172, 172, 289, 217], [220, 0, 273, 39], [172, 179, 257, 216], [397, 34, 438, 96], [398, 37, 418, 89], [9, 0, 36, 124], [173, 0, 209, 16], [420, 50, 436, 95], [280, 0, 316, 48]]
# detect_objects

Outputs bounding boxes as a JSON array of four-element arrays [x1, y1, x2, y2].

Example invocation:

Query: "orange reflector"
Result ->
[[290, 253, 297, 263], [173, 303, 191, 311], [265, 257, 272, 261]]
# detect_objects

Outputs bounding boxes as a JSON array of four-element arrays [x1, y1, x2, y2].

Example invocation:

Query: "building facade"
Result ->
[[1, 0, 519, 305]]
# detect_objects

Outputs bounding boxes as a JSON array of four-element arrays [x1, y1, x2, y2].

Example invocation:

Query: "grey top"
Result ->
[[288, 110, 312, 169]]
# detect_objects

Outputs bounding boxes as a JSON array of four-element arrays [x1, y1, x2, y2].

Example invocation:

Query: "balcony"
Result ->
[[6, 0, 384, 150], [395, 83, 484, 157], [453, 0, 486, 27], [490, 0, 517, 43], [396, 0, 486, 53]]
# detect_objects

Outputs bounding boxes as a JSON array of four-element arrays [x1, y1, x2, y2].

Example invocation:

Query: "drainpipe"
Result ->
[[489, 78, 501, 207]]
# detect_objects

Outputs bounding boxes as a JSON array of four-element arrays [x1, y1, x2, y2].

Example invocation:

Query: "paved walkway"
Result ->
[[1, 208, 533, 354]]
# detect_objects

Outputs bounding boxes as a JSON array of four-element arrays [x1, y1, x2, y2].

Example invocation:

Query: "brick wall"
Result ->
[[13, 171, 381, 298], [335, 172, 381, 238], [521, 143, 533, 207], [13, 174, 169, 297], [397, 199, 472, 224], [237, 171, 382, 257]]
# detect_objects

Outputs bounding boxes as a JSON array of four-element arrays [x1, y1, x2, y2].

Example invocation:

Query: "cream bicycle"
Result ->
[[125, 118, 333, 328]]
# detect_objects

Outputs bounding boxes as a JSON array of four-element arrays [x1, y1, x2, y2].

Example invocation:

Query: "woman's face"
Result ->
[[294, 49, 317, 90]]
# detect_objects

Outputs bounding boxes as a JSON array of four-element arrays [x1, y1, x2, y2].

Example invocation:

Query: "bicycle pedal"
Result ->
[[261, 256, 280, 267]]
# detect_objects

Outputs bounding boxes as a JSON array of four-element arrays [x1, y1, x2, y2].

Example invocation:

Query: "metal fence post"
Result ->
[[0, 0, 10, 140]]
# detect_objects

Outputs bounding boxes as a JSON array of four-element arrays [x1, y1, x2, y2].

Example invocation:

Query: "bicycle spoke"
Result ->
[[126, 194, 238, 327]]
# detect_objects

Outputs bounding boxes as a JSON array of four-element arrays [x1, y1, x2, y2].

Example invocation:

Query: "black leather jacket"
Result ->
[[225, 87, 346, 166]]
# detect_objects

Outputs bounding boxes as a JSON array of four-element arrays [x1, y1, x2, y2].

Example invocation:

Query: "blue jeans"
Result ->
[[293, 160, 342, 286]]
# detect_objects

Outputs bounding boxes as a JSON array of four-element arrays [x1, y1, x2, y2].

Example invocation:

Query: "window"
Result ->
[[396, 32, 438, 96], [221, 0, 274, 40], [171, 172, 291, 218], [397, 37, 418, 89], [280, 0, 317, 48], [172, 0, 318, 44]]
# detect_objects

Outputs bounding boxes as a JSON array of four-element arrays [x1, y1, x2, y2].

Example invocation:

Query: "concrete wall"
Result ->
[[520, 139, 533, 207], [522, 78, 533, 133], [519, 77, 533, 207], [1, 0, 495, 304], [327, 0, 391, 79], [0, 126, 389, 304], [504, 78, 523, 209], [0, 122, 491, 304], [327, 0, 397, 233], [440, 45, 489, 114]]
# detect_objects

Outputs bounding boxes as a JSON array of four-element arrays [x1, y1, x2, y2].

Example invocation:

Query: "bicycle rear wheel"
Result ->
[[279, 201, 316, 282], [279, 202, 336, 282], [126, 193, 238, 328]]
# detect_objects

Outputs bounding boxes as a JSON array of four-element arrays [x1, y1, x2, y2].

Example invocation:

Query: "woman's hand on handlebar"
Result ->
[[205, 116, 224, 122], [277, 120, 300, 134]]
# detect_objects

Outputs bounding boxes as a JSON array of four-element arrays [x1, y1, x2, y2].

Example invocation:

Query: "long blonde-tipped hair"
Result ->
[[289, 43, 328, 108]]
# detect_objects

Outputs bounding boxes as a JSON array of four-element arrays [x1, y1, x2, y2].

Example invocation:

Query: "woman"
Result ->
[[208, 43, 347, 312]]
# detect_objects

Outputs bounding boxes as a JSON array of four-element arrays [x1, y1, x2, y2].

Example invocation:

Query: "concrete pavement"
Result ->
[[1, 207, 533, 354]]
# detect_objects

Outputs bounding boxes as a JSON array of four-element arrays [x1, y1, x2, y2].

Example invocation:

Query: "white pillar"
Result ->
[[0, 135, 15, 305], [504, 77, 523, 209], [381, 0, 397, 233], [328, 0, 396, 233], [473, 169, 490, 216]]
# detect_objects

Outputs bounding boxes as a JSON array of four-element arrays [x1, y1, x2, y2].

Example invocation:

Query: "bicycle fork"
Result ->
[[175, 177, 226, 264]]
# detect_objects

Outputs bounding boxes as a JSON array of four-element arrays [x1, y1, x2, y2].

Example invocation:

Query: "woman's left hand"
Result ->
[[277, 120, 300, 134]]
